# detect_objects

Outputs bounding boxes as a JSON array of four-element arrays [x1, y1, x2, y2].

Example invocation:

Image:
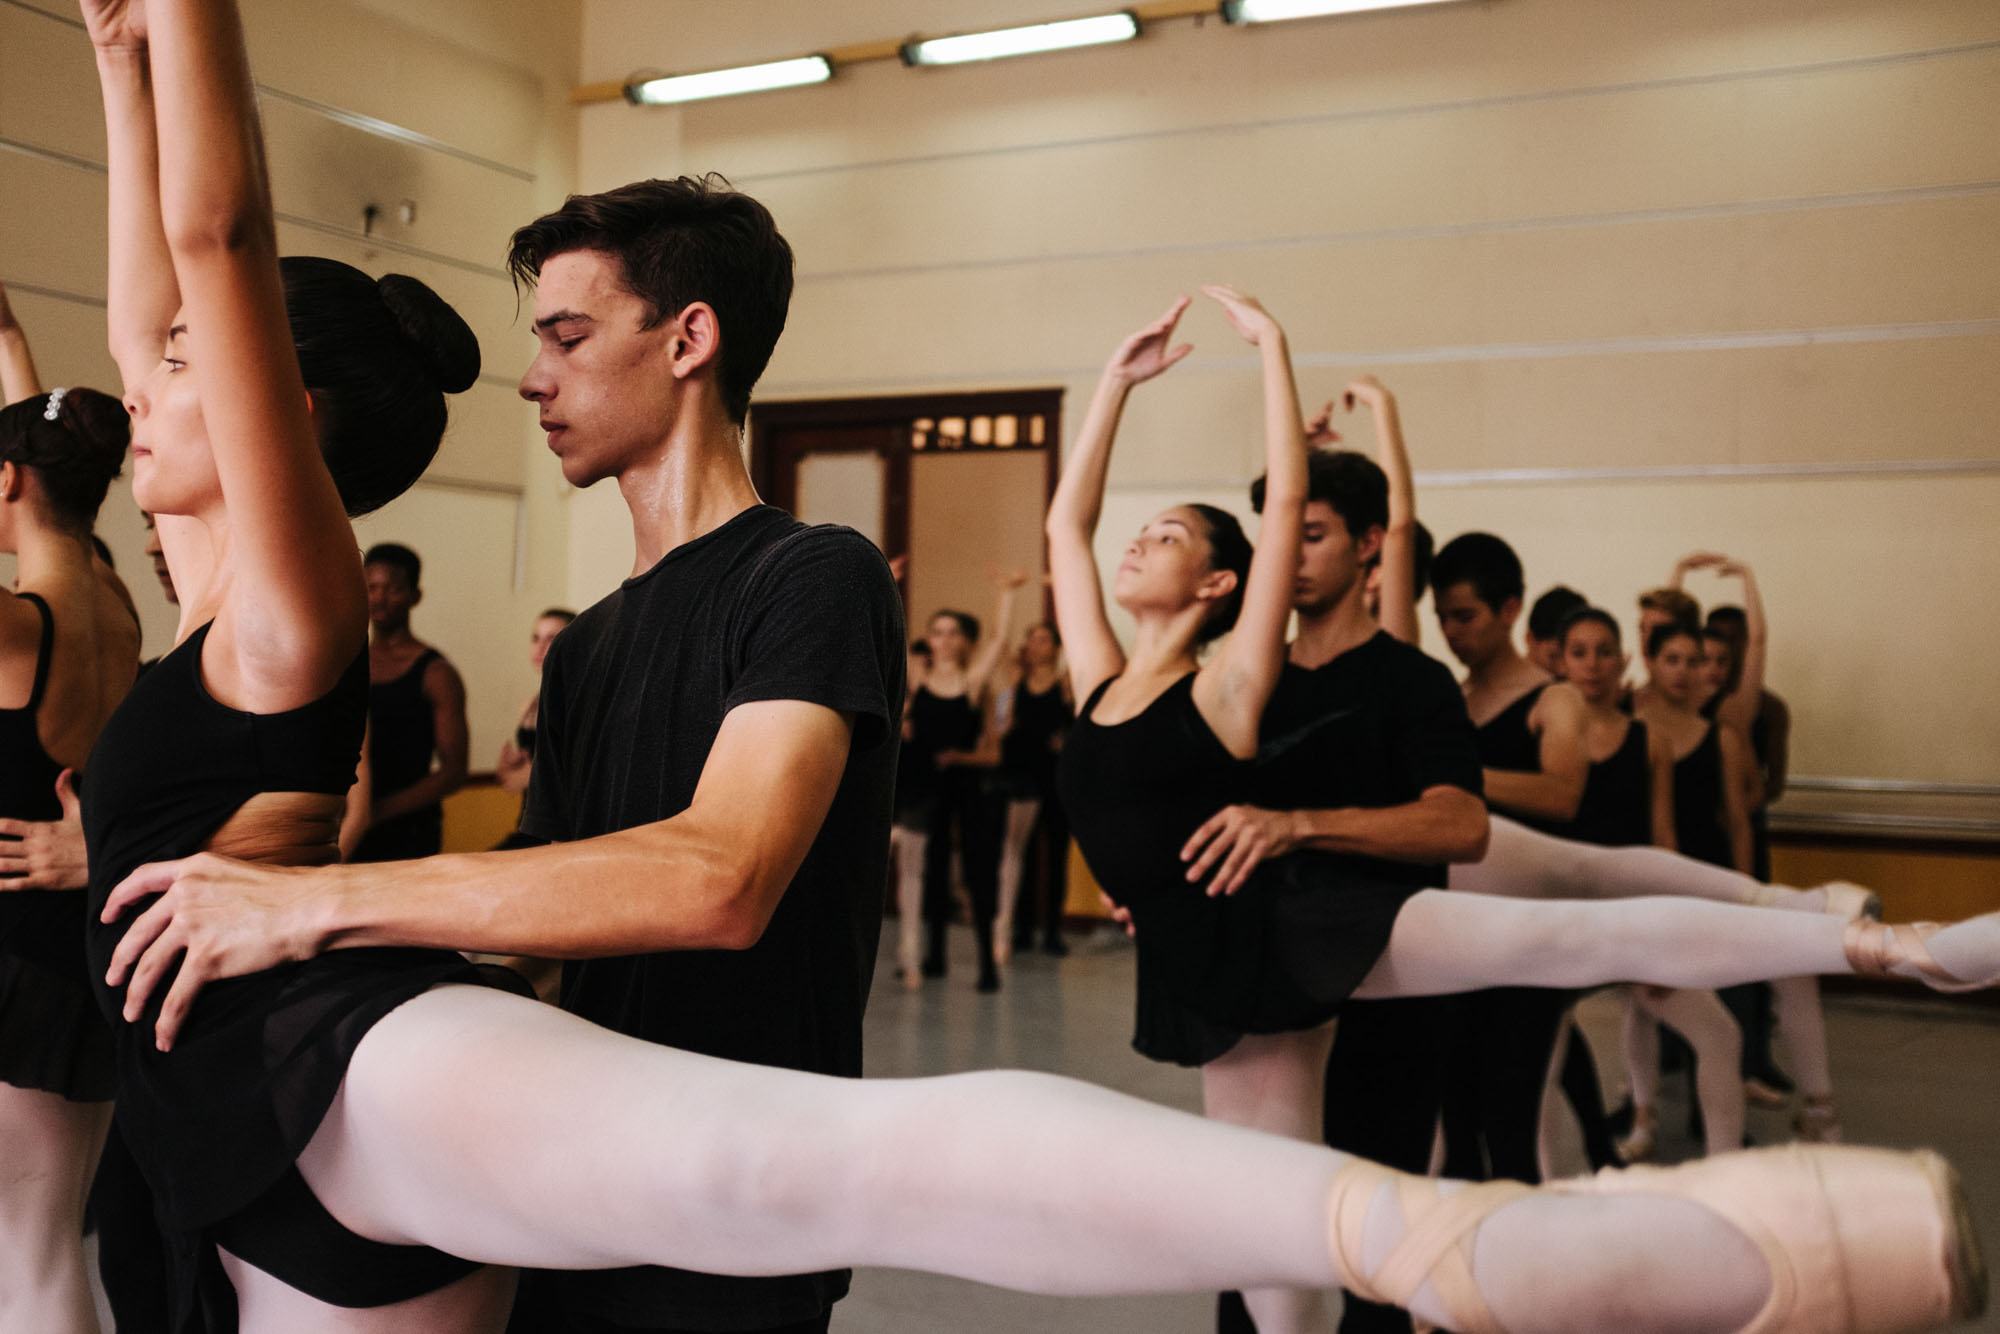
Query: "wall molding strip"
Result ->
[[796, 179, 2000, 286]]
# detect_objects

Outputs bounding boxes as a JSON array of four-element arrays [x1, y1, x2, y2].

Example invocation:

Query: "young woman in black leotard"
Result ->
[[1046, 291, 1998, 1331], [0, 313, 140, 1331], [911, 568, 1027, 990], [993, 621, 1072, 967]]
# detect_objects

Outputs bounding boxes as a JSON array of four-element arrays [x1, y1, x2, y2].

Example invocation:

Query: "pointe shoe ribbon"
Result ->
[[1844, 920, 1998, 993], [1326, 1159, 1529, 1334]]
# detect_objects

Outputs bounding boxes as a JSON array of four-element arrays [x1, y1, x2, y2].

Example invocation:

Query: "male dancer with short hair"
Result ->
[[108, 176, 906, 1334], [1183, 395, 1488, 1334]]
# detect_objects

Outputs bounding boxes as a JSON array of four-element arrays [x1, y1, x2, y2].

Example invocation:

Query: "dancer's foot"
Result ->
[[1793, 1096, 1844, 1145], [992, 936, 1012, 969], [1327, 1145, 1985, 1334], [1042, 935, 1070, 957], [1846, 917, 2000, 992], [920, 956, 947, 980], [1744, 1078, 1790, 1111], [1816, 881, 1884, 921], [976, 967, 1001, 994], [1615, 1106, 1657, 1165]]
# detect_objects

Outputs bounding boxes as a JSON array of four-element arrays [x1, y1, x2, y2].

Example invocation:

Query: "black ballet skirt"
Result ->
[[1058, 674, 1419, 1067], [0, 590, 115, 1102], [81, 623, 527, 1327]]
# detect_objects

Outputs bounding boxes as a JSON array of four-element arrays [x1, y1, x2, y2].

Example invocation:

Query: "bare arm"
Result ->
[[337, 738, 371, 862], [964, 567, 1029, 698], [0, 285, 45, 403], [1046, 297, 1191, 705], [82, 7, 182, 388], [1718, 724, 1755, 875], [1176, 786, 1487, 896], [105, 699, 856, 1046], [148, 0, 366, 704], [1647, 728, 1676, 849], [1352, 376, 1419, 645], [1713, 560, 1767, 737], [1481, 684, 1590, 823], [371, 657, 470, 822], [1191, 285, 1306, 755]]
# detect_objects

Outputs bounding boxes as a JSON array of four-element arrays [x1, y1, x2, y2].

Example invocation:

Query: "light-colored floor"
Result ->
[[83, 923, 2000, 1332], [841, 923, 2000, 1333]]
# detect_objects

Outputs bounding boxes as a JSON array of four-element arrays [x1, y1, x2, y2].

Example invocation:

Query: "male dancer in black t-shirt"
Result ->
[[1180, 437, 1488, 1334], [100, 178, 905, 1334]]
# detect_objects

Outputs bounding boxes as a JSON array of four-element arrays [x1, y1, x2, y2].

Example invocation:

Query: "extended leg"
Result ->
[[1354, 891, 1852, 999], [268, 984, 1807, 1334], [1459, 819, 1815, 908]]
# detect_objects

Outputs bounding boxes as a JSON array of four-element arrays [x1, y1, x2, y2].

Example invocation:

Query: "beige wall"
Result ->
[[1, 0, 581, 767], [574, 0, 2000, 813]]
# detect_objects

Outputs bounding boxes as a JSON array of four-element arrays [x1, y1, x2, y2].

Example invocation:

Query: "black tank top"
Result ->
[[0, 592, 68, 964], [1671, 722, 1732, 868], [1477, 683, 1563, 833], [1001, 679, 1069, 787], [1571, 719, 1652, 848], [367, 646, 442, 797]]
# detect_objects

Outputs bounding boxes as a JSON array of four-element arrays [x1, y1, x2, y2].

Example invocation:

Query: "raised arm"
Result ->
[[81, 5, 182, 387], [1712, 559, 1767, 737], [964, 565, 1029, 698], [1191, 286, 1306, 751], [0, 285, 45, 403], [1045, 296, 1191, 705], [144, 0, 366, 697], [1351, 376, 1420, 645]]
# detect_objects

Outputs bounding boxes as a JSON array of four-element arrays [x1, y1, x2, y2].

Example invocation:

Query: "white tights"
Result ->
[[993, 797, 1042, 953], [1622, 987, 1745, 1158], [891, 823, 927, 977], [220, 984, 1775, 1334], [0, 1083, 110, 1334]]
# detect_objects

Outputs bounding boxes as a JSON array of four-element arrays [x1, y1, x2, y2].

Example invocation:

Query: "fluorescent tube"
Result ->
[[901, 13, 1140, 66], [626, 56, 833, 105], [1221, 0, 1462, 22]]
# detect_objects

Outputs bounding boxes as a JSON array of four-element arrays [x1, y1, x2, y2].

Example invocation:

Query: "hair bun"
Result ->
[[376, 273, 481, 394], [57, 387, 132, 477]]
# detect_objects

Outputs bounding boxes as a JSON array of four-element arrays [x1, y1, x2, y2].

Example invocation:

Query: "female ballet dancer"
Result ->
[[1555, 607, 1751, 1163], [911, 567, 1027, 988], [993, 620, 1072, 966], [1048, 288, 1993, 1330], [0, 294, 142, 1330]]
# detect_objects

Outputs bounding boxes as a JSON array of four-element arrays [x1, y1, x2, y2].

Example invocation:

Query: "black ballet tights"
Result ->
[[921, 772, 1004, 987]]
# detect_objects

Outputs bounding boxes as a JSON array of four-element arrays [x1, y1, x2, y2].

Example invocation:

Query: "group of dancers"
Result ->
[[1, 3, 1998, 1334]]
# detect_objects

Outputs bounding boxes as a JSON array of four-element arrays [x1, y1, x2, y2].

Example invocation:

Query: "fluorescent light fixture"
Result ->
[[901, 12, 1140, 67], [1221, 0, 1462, 22], [625, 55, 832, 105]]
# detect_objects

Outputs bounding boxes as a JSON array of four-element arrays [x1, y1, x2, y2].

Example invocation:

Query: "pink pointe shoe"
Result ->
[[1326, 1144, 1984, 1334], [1845, 919, 2000, 993]]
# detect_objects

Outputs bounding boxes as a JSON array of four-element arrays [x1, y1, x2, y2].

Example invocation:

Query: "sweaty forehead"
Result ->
[[533, 250, 642, 320]]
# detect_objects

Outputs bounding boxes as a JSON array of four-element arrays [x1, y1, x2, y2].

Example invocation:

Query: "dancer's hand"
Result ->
[[102, 852, 327, 1050], [1181, 804, 1301, 896], [1098, 891, 1135, 937], [80, 0, 148, 49], [1201, 285, 1281, 347], [1343, 375, 1392, 414], [1104, 296, 1193, 387], [988, 564, 1032, 591], [1303, 400, 1341, 448], [0, 771, 87, 890]]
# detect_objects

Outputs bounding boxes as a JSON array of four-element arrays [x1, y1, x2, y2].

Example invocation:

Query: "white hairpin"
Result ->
[[42, 387, 67, 422]]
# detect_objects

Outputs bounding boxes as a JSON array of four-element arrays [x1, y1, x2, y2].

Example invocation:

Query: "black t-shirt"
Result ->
[[1249, 631, 1482, 889], [520, 504, 905, 1329]]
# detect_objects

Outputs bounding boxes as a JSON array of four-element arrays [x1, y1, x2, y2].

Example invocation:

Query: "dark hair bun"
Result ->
[[280, 256, 482, 517], [377, 273, 481, 394], [0, 387, 127, 526]]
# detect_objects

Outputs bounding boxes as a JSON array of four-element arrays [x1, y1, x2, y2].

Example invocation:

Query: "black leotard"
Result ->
[[1475, 683, 1567, 835], [82, 623, 525, 1322], [1671, 722, 1733, 868], [1000, 678, 1069, 800], [0, 592, 115, 1100], [355, 646, 444, 860], [1058, 673, 1418, 1066], [1570, 719, 1653, 849]]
